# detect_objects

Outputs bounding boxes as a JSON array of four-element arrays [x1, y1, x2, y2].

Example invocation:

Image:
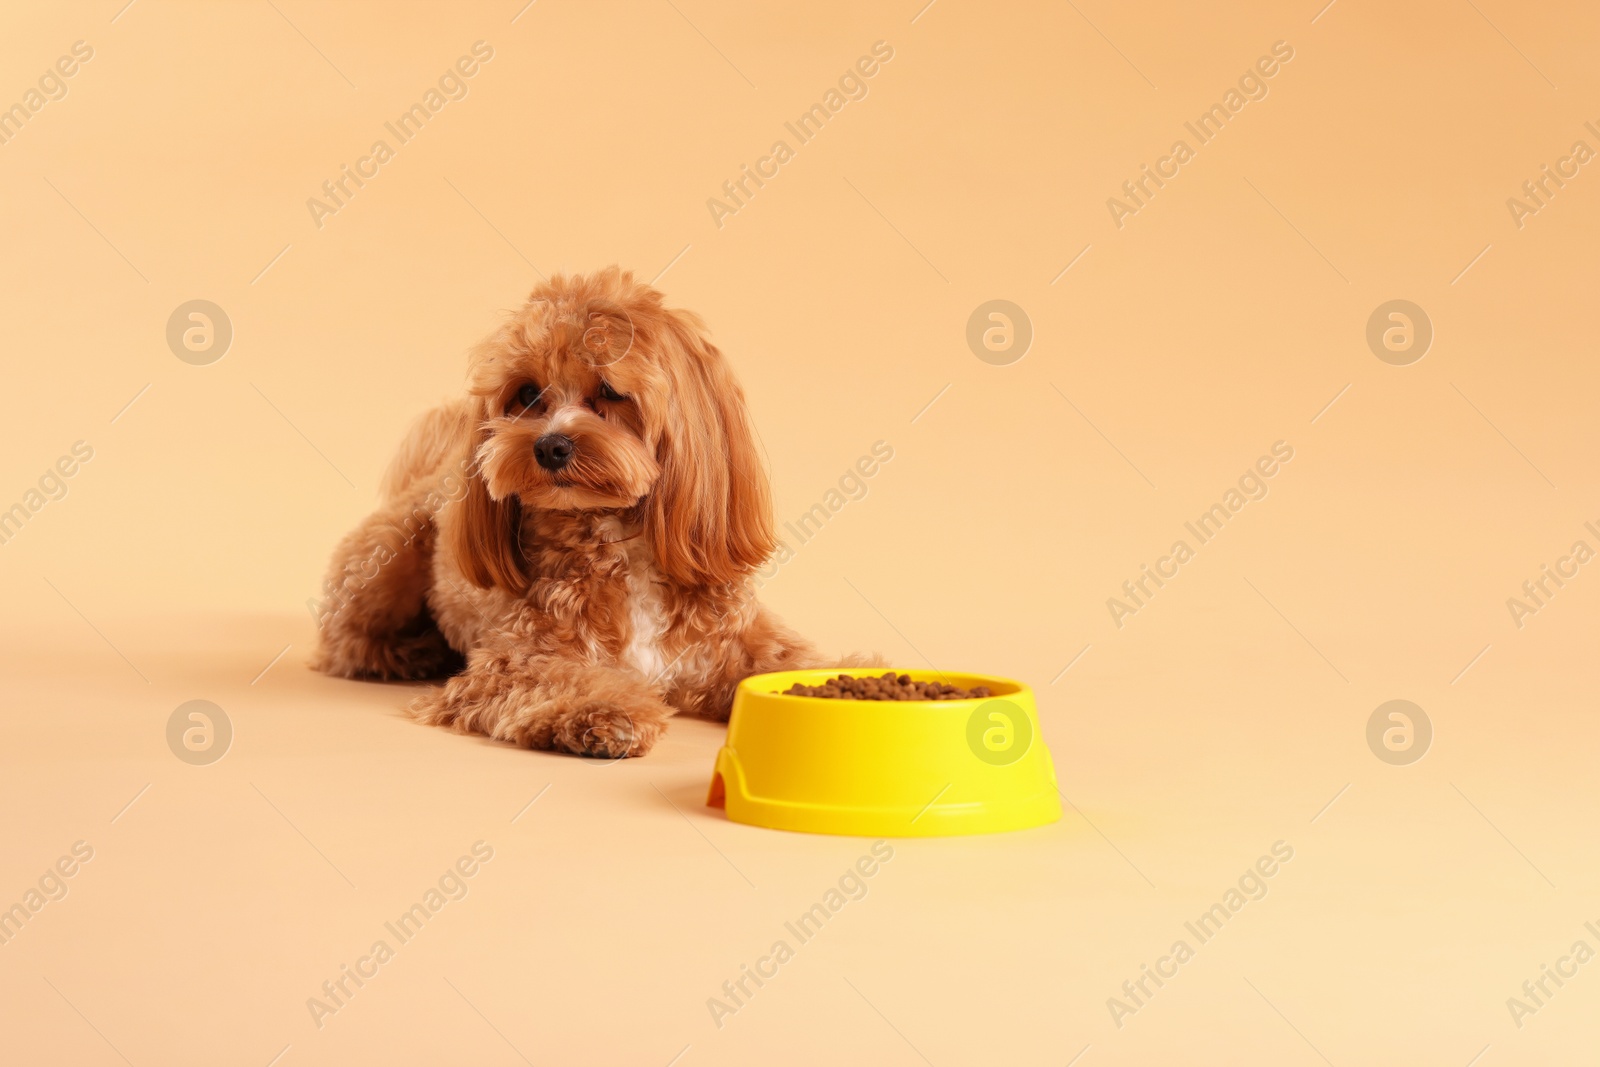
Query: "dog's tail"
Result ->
[[380, 399, 474, 502]]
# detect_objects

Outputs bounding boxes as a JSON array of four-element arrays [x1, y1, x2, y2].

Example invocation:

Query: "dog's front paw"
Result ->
[[555, 703, 666, 759]]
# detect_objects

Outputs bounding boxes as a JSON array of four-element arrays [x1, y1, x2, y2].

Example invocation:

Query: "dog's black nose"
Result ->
[[534, 433, 575, 471]]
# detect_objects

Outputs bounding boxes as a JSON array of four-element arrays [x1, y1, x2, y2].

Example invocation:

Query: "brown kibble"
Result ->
[[778, 673, 994, 701]]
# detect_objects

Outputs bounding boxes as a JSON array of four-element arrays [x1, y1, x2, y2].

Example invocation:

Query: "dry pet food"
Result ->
[[782, 672, 992, 701]]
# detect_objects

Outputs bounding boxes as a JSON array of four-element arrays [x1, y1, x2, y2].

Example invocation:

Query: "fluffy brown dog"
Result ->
[[312, 268, 847, 757]]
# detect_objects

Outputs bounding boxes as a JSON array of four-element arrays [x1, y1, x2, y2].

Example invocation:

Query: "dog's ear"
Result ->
[[646, 309, 776, 586], [448, 429, 529, 594]]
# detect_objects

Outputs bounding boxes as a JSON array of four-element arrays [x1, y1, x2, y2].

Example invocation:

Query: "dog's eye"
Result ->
[[513, 383, 541, 411], [598, 381, 626, 402]]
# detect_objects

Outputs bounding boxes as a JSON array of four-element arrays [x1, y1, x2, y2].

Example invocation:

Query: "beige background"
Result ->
[[2, 0, 1598, 1063]]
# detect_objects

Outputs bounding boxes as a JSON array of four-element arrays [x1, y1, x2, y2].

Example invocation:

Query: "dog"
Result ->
[[311, 268, 853, 757]]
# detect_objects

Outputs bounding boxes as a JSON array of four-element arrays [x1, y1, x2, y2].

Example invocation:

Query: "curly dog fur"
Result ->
[[311, 268, 858, 757]]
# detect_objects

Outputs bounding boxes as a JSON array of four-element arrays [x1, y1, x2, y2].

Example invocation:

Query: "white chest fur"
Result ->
[[613, 524, 671, 684], [622, 571, 668, 681]]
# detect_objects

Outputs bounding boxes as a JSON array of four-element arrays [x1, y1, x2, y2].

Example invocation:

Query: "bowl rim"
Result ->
[[737, 668, 1031, 705]]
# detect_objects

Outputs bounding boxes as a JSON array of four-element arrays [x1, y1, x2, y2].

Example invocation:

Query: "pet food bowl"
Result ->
[[706, 669, 1061, 837]]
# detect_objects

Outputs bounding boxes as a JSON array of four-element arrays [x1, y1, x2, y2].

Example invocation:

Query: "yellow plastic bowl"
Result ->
[[707, 669, 1061, 837]]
